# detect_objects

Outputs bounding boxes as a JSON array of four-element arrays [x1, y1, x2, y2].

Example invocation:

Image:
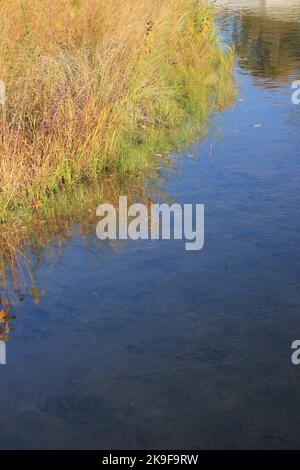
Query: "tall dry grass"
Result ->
[[0, 0, 235, 222]]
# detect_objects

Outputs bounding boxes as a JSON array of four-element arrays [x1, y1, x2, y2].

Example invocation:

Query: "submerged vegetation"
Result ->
[[0, 0, 235, 224]]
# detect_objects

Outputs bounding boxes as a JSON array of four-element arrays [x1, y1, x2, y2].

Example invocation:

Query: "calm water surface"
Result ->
[[1, 0, 300, 449]]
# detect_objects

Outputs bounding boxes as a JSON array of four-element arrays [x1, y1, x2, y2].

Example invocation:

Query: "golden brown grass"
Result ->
[[0, 0, 235, 223]]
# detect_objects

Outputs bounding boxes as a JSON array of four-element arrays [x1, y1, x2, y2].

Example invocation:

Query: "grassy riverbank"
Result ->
[[0, 0, 235, 223]]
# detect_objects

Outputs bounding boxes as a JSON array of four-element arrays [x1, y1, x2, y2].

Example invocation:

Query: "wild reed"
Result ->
[[0, 0, 235, 223]]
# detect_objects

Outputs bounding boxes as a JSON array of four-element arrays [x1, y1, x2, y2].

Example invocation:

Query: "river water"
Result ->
[[0, 0, 300, 449]]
